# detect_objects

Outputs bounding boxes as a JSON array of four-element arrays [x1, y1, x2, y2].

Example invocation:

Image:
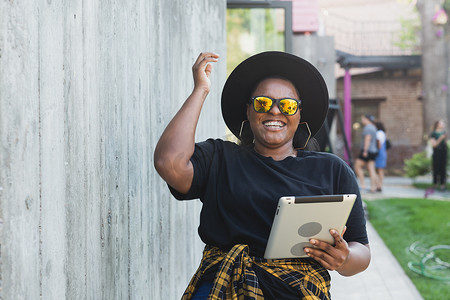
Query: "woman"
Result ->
[[154, 52, 370, 299], [429, 120, 448, 191], [354, 114, 379, 193], [375, 121, 387, 192]]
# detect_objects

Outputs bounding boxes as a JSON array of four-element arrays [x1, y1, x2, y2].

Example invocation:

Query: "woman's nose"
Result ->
[[268, 103, 281, 115]]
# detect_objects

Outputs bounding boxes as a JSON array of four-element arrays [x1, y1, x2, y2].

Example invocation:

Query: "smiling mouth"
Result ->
[[263, 120, 286, 129]]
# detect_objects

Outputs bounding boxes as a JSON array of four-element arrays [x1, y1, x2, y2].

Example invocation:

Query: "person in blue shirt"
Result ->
[[374, 121, 388, 192]]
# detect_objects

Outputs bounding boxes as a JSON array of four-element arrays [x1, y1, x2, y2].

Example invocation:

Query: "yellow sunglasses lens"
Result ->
[[279, 99, 298, 115], [254, 97, 273, 112]]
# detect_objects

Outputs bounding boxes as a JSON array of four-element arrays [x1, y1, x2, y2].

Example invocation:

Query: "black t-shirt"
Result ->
[[431, 131, 448, 155], [170, 139, 368, 257]]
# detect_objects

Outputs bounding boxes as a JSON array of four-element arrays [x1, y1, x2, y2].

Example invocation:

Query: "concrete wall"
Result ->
[[292, 35, 338, 150], [292, 35, 336, 99], [0, 1, 226, 299]]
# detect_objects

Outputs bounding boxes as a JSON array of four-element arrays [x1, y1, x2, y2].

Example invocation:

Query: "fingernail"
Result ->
[[310, 239, 317, 245]]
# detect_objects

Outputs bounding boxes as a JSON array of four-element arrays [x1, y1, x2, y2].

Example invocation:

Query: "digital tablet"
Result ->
[[264, 194, 356, 259]]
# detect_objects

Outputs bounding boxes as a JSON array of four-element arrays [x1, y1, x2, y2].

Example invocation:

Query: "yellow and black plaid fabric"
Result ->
[[182, 244, 331, 300]]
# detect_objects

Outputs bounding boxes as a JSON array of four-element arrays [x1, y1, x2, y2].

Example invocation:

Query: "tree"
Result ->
[[395, 14, 421, 54], [416, 0, 450, 137]]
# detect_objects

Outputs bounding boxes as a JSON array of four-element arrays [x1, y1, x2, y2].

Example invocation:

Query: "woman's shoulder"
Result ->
[[196, 138, 246, 155], [301, 151, 346, 163], [199, 138, 241, 148], [376, 130, 386, 136], [300, 151, 354, 174]]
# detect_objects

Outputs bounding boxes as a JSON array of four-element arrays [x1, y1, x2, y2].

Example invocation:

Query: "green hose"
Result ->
[[407, 242, 450, 281]]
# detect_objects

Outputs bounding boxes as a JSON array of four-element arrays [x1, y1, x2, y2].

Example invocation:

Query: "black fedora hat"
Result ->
[[221, 51, 329, 147]]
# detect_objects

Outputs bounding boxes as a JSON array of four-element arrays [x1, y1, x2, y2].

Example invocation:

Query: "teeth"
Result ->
[[264, 121, 284, 127]]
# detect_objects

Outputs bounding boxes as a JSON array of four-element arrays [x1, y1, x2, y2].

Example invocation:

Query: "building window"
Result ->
[[227, 1, 293, 75]]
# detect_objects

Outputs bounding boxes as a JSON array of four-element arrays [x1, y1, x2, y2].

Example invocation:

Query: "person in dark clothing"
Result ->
[[429, 119, 448, 191], [154, 51, 370, 299], [354, 114, 379, 193]]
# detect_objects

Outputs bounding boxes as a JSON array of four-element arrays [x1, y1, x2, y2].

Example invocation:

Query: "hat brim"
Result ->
[[221, 51, 329, 141]]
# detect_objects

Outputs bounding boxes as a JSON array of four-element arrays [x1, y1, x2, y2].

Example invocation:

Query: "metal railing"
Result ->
[[322, 12, 421, 56]]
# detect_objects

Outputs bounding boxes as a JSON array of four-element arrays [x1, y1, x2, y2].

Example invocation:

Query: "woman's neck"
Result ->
[[253, 143, 297, 161]]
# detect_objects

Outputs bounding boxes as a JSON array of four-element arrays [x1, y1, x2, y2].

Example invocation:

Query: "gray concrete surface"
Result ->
[[360, 175, 450, 201], [330, 222, 424, 300], [0, 1, 226, 299], [330, 175, 449, 300]]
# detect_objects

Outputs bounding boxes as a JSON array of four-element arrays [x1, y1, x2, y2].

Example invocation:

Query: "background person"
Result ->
[[374, 121, 387, 192], [429, 119, 448, 191], [154, 51, 370, 299], [354, 114, 379, 193]]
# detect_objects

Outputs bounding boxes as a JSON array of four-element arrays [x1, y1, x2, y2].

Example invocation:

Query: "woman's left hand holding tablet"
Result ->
[[304, 229, 350, 271]]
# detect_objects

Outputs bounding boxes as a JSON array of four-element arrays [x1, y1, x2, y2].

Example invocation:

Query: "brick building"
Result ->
[[317, 0, 424, 173], [336, 67, 424, 173]]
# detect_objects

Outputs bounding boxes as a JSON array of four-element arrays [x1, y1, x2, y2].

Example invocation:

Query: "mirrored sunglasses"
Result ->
[[251, 96, 301, 116]]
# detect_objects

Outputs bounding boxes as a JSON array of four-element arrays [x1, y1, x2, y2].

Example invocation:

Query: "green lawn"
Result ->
[[365, 198, 450, 300]]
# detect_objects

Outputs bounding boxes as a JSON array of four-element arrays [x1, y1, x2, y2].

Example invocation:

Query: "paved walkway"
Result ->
[[330, 176, 449, 300], [330, 222, 423, 300], [360, 176, 450, 201]]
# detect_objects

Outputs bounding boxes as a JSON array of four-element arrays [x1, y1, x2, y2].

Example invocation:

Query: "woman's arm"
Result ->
[[338, 242, 371, 276], [430, 133, 447, 148], [362, 134, 372, 155], [154, 52, 219, 194], [304, 229, 371, 276]]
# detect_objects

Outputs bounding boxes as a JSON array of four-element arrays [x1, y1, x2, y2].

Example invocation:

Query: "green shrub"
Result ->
[[403, 151, 431, 179], [404, 142, 450, 179]]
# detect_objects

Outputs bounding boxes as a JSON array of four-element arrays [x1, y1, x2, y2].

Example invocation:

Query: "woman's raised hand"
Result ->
[[154, 52, 219, 194], [192, 52, 219, 93]]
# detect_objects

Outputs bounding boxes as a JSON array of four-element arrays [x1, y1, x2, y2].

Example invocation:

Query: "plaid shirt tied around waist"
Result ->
[[182, 244, 331, 300]]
